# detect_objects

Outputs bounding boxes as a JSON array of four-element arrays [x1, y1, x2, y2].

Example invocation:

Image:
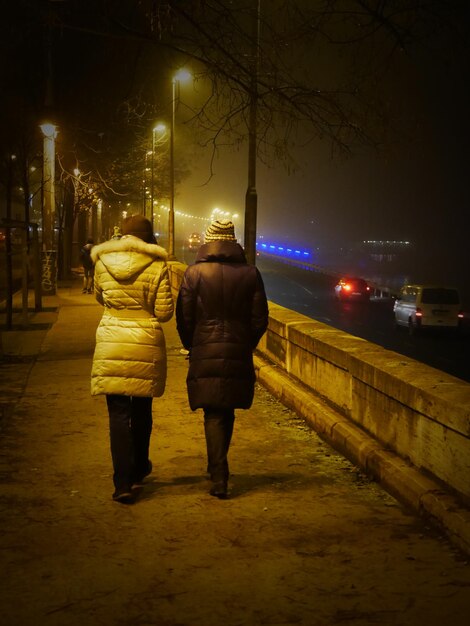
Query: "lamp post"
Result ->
[[244, 0, 261, 265], [143, 151, 152, 216], [40, 123, 57, 250], [169, 69, 191, 259], [39, 122, 58, 294], [151, 123, 166, 236]]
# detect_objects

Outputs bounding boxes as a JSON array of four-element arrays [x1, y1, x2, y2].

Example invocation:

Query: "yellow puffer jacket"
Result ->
[[90, 235, 174, 397]]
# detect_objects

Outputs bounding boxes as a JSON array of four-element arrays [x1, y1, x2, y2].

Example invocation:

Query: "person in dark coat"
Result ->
[[176, 219, 269, 499], [80, 237, 95, 293]]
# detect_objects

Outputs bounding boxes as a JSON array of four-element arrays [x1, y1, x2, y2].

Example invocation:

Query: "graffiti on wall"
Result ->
[[41, 250, 57, 295]]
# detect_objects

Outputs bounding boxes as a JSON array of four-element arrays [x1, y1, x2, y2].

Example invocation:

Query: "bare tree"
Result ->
[[101, 0, 467, 260]]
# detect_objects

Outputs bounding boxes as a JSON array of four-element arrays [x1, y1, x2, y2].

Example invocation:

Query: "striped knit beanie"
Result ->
[[204, 219, 236, 243]]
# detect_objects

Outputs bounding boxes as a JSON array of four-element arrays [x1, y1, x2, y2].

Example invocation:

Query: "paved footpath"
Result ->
[[1, 280, 470, 626]]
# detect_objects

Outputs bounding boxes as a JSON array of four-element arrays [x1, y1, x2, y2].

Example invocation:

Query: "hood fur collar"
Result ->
[[91, 235, 168, 264]]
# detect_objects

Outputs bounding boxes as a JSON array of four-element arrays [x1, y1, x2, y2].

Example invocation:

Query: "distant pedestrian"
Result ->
[[90, 215, 174, 504], [111, 226, 122, 240], [176, 219, 269, 499], [80, 238, 95, 293]]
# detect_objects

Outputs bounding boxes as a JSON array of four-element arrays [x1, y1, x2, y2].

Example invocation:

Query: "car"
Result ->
[[187, 232, 202, 250], [393, 284, 463, 335], [334, 277, 371, 301]]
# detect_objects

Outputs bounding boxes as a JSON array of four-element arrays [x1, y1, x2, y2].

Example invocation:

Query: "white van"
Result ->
[[393, 285, 463, 334]]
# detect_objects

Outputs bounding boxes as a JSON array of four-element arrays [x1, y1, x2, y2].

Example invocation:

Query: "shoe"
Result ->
[[112, 490, 134, 504], [82, 289, 87, 294], [87, 289, 92, 293], [209, 481, 228, 499], [133, 460, 152, 486]]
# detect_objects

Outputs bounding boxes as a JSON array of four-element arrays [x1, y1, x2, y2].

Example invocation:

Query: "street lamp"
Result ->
[[151, 123, 166, 235], [39, 122, 58, 294], [169, 68, 192, 259], [143, 151, 152, 216], [40, 123, 58, 250], [244, 0, 261, 265]]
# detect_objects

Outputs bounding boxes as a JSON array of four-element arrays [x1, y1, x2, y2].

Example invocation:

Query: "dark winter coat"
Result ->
[[80, 243, 94, 270], [176, 240, 269, 411]]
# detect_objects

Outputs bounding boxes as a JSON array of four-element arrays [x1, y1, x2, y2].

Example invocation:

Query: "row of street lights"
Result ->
[[40, 69, 192, 280]]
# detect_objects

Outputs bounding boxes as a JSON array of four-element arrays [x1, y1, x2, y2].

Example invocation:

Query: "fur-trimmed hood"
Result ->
[[91, 235, 168, 282]]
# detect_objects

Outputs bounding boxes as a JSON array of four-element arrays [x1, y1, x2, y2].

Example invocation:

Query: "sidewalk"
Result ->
[[1, 280, 470, 626]]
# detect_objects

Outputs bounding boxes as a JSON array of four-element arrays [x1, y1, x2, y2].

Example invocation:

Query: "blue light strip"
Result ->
[[256, 240, 312, 260]]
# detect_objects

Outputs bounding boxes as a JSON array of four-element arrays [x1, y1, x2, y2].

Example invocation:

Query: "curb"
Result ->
[[254, 353, 470, 556]]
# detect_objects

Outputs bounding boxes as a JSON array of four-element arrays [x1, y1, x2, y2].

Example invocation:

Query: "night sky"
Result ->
[[179, 35, 469, 252]]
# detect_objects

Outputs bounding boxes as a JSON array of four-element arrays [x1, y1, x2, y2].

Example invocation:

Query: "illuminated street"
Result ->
[[2, 4, 470, 624]]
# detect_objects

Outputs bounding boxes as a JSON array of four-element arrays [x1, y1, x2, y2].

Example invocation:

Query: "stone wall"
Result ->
[[258, 301, 470, 505]]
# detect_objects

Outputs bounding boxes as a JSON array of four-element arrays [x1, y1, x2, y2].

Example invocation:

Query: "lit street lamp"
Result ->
[[39, 122, 58, 294], [40, 123, 58, 250], [169, 69, 191, 259]]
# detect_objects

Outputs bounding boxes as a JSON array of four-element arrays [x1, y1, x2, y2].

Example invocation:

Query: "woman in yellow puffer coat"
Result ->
[[91, 215, 174, 504]]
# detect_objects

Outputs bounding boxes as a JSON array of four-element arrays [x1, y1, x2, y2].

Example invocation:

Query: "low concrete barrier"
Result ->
[[168, 261, 470, 553], [258, 302, 470, 501]]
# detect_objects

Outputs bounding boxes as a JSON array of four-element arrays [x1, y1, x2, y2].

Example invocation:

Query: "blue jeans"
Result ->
[[106, 395, 153, 493]]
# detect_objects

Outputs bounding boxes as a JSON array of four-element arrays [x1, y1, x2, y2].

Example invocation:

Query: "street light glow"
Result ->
[[172, 69, 192, 84], [40, 123, 58, 139]]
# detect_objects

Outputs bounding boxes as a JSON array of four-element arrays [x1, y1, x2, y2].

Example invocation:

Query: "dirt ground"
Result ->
[[1, 287, 470, 626]]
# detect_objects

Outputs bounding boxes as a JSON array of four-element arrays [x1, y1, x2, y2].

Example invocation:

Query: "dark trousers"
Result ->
[[203, 408, 235, 484], [106, 394, 153, 492], [82, 267, 94, 291]]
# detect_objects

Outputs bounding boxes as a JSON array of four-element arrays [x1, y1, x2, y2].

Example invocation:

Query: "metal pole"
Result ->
[[5, 156, 15, 328], [169, 78, 176, 259], [42, 132, 55, 250], [151, 131, 155, 234], [142, 153, 147, 215], [40, 124, 58, 295], [244, 0, 261, 266], [32, 225, 42, 311], [21, 227, 29, 326]]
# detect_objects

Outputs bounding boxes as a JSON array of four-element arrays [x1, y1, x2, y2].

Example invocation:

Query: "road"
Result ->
[[177, 245, 470, 383], [256, 255, 470, 383]]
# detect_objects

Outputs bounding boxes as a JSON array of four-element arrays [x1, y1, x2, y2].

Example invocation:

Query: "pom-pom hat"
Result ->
[[204, 219, 236, 243]]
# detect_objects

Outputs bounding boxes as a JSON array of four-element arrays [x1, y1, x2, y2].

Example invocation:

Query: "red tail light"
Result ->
[[458, 312, 464, 319], [343, 284, 352, 291], [415, 308, 423, 318]]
